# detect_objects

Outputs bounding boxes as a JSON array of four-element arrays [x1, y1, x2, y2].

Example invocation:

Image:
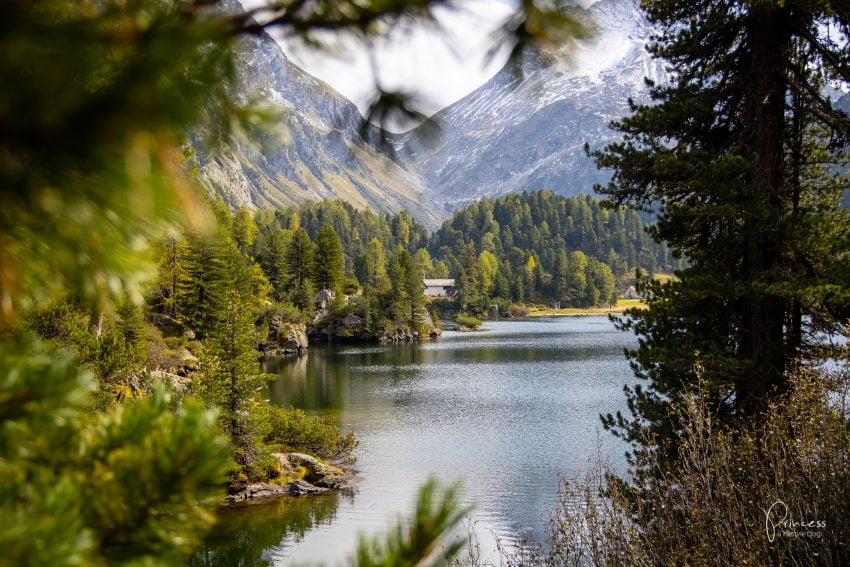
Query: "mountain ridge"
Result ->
[[191, 0, 444, 228], [392, 0, 660, 212], [200, 0, 658, 223]]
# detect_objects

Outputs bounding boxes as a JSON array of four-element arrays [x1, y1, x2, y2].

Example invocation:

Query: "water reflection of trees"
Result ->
[[187, 491, 348, 567]]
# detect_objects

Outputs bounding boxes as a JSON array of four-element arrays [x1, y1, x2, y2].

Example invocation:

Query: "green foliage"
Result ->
[[455, 315, 482, 330], [351, 479, 470, 567], [430, 191, 660, 310], [259, 405, 358, 464], [592, 0, 850, 459], [0, 0, 234, 324], [313, 224, 346, 291], [196, 290, 271, 482], [24, 298, 151, 405], [0, 337, 229, 566], [285, 228, 317, 311], [232, 206, 258, 255]]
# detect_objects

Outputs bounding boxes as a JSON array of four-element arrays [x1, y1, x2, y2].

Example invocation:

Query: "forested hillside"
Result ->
[[243, 191, 671, 317], [428, 191, 674, 311]]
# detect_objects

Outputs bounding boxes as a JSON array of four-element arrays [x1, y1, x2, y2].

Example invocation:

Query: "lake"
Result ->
[[189, 316, 637, 566]]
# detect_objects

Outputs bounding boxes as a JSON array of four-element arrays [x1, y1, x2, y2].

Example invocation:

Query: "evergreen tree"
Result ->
[[313, 224, 345, 291], [153, 237, 189, 318], [256, 229, 290, 300], [285, 228, 316, 311], [116, 295, 148, 367], [363, 238, 391, 291], [477, 251, 499, 297], [405, 253, 427, 331], [198, 290, 270, 480], [457, 243, 479, 312], [566, 251, 588, 306], [552, 250, 569, 302], [177, 233, 232, 337], [593, 0, 850, 455], [231, 206, 258, 256], [414, 248, 435, 278], [389, 247, 412, 324]]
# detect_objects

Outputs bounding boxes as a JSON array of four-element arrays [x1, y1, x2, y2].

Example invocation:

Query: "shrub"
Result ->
[[455, 315, 482, 330], [342, 277, 361, 296], [507, 368, 850, 566], [259, 405, 358, 464], [507, 303, 529, 317]]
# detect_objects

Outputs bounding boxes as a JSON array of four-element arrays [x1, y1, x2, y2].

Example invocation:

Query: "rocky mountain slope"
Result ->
[[200, 0, 661, 222], [394, 0, 662, 212], [192, 0, 443, 228]]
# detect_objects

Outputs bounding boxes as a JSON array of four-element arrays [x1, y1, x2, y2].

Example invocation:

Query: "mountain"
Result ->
[[192, 0, 443, 228], [394, 0, 662, 212]]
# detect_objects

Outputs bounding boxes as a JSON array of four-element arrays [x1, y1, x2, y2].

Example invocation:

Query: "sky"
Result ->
[[240, 1, 597, 119]]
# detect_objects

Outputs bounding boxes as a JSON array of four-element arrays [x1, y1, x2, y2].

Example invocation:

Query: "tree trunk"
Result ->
[[737, 6, 791, 415]]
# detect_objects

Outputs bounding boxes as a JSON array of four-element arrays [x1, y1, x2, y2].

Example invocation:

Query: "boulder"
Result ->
[[264, 316, 308, 355], [149, 369, 191, 391], [287, 479, 329, 496], [223, 453, 351, 503], [315, 288, 335, 310], [225, 483, 290, 503], [341, 313, 362, 329], [287, 452, 353, 488], [177, 347, 200, 371]]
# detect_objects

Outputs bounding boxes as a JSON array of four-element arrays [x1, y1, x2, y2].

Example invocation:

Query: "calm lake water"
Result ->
[[189, 317, 637, 566]]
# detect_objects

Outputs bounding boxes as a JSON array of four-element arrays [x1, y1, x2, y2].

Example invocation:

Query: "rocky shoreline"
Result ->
[[260, 288, 441, 358], [226, 452, 356, 504]]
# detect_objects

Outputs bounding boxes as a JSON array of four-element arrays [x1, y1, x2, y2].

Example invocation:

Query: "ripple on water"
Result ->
[[192, 317, 637, 566]]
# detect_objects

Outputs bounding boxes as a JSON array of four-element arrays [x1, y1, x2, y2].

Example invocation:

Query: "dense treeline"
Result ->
[[427, 191, 675, 312], [244, 191, 672, 319], [247, 201, 434, 337], [431, 191, 668, 276]]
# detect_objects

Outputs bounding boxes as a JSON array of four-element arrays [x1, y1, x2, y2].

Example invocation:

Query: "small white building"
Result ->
[[423, 278, 456, 297]]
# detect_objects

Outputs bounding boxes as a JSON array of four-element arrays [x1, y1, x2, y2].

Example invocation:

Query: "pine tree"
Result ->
[[313, 224, 345, 292], [593, 0, 850, 455], [198, 290, 270, 479], [256, 229, 290, 300], [116, 295, 148, 367], [285, 228, 316, 311], [154, 237, 189, 318], [177, 233, 232, 337], [552, 250, 569, 302], [405, 253, 426, 331], [477, 251, 499, 297], [389, 247, 413, 325], [414, 248, 435, 278], [566, 251, 588, 306]]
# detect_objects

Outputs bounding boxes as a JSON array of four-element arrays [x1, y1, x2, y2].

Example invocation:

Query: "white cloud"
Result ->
[[241, 0, 517, 118], [239, 1, 602, 128]]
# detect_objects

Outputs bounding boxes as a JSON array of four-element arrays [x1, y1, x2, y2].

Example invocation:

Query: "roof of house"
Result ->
[[422, 279, 456, 287]]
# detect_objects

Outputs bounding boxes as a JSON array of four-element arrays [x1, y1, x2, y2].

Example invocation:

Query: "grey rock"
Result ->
[[149, 370, 191, 392], [264, 316, 308, 355], [315, 289, 335, 309], [225, 483, 290, 503], [287, 479, 329, 496], [391, 0, 663, 212], [192, 0, 443, 229]]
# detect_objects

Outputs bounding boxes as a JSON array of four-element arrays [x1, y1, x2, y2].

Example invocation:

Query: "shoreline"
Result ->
[[513, 300, 647, 318]]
